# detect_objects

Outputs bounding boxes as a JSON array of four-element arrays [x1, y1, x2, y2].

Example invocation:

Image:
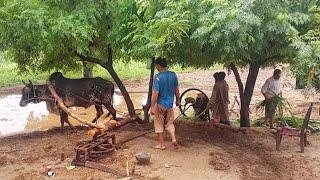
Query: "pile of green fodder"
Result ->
[[253, 95, 320, 132], [256, 95, 293, 118], [251, 117, 320, 133]]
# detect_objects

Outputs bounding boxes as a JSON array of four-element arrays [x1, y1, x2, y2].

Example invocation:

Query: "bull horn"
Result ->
[[28, 80, 33, 85], [22, 80, 27, 85]]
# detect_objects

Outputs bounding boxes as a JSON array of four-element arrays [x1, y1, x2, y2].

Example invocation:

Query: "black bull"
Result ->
[[19, 72, 116, 130]]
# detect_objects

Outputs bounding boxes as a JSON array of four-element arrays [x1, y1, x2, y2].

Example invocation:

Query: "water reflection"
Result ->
[[0, 91, 147, 136]]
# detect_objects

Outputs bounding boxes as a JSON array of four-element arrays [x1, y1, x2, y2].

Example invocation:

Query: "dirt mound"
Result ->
[[174, 121, 294, 180]]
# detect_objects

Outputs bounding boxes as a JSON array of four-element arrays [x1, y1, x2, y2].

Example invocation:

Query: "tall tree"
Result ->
[[1, 0, 316, 127], [171, 0, 295, 127], [82, 62, 93, 78], [287, 1, 320, 90], [0, 0, 191, 120], [107, 0, 191, 122], [0, 0, 138, 119]]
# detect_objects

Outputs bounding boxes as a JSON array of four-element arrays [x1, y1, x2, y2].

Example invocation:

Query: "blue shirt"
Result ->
[[152, 71, 178, 109]]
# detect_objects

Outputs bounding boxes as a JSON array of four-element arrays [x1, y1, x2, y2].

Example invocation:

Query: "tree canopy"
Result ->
[[0, 0, 191, 119], [287, 1, 320, 90], [173, 0, 299, 126], [0, 0, 319, 126]]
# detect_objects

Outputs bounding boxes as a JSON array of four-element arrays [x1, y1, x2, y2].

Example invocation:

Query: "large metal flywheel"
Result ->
[[179, 88, 210, 120]]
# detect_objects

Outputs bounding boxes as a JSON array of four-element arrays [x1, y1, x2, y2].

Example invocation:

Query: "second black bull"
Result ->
[[19, 72, 116, 130]]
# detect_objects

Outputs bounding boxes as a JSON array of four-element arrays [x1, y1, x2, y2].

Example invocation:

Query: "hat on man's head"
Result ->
[[219, 71, 226, 80], [274, 69, 281, 75], [155, 57, 167, 68], [213, 72, 219, 79]]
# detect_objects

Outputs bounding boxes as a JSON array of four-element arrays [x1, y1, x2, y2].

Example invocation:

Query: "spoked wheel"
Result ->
[[179, 88, 211, 120]]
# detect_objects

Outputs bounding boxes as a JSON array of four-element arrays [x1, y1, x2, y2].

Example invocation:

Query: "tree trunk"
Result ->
[[244, 64, 260, 107], [143, 58, 156, 123], [75, 48, 140, 122], [102, 45, 141, 122], [230, 63, 260, 127], [83, 62, 93, 78], [295, 76, 306, 89]]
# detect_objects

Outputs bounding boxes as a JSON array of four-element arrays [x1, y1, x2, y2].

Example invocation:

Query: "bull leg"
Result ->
[[92, 104, 103, 123], [60, 110, 75, 131], [60, 110, 66, 132], [104, 103, 117, 120]]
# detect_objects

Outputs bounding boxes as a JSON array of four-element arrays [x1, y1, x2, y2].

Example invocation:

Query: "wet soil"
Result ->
[[1, 122, 320, 180], [1, 68, 320, 179]]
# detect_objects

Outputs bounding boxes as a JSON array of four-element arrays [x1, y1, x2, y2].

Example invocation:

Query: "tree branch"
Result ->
[[230, 63, 244, 96], [107, 44, 113, 66], [265, 55, 285, 62], [74, 51, 104, 66], [244, 63, 260, 107]]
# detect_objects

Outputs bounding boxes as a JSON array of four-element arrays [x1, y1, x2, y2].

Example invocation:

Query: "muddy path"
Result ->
[[1, 122, 320, 180]]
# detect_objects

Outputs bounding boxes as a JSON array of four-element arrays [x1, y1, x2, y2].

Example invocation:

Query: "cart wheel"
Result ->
[[179, 88, 210, 120]]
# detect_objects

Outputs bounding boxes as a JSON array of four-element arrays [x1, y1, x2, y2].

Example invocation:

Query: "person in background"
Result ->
[[207, 72, 230, 125], [261, 69, 282, 129], [150, 57, 180, 150]]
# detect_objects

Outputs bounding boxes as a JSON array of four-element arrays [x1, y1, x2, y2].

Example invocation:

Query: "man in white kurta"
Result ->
[[261, 69, 282, 128]]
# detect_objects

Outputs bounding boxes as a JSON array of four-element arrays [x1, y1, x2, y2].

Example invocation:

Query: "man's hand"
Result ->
[[151, 91, 159, 116], [262, 93, 267, 99], [175, 88, 180, 107], [176, 100, 181, 107], [150, 106, 156, 115], [206, 103, 211, 111]]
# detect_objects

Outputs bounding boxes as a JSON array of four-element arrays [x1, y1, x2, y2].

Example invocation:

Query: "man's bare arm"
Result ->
[[175, 87, 180, 106], [150, 91, 159, 115]]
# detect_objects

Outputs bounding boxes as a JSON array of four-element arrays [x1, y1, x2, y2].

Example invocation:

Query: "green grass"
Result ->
[[231, 117, 320, 133], [0, 60, 197, 87]]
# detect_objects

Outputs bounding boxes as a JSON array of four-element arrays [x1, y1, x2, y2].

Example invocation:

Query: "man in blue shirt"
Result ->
[[150, 57, 180, 150]]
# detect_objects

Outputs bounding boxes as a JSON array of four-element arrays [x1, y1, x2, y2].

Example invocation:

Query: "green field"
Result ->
[[0, 60, 195, 87]]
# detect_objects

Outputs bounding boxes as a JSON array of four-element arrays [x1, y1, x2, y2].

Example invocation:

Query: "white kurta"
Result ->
[[261, 77, 281, 99]]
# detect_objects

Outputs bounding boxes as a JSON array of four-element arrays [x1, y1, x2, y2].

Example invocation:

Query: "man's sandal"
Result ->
[[173, 141, 179, 150], [152, 145, 166, 150]]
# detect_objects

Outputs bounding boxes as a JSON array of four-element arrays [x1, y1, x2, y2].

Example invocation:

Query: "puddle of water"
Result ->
[[0, 94, 50, 136], [0, 91, 147, 136]]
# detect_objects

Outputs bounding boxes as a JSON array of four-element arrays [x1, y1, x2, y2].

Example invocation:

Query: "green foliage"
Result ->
[[173, 0, 294, 68], [256, 95, 294, 118], [253, 93, 320, 132], [0, 0, 194, 73], [1, 0, 315, 72], [0, 0, 319, 125], [0, 0, 106, 72], [119, 0, 191, 60], [287, 2, 320, 90], [0, 59, 194, 87], [251, 116, 320, 133]]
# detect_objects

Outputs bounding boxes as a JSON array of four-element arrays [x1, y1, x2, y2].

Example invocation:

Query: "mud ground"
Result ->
[[1, 68, 320, 180], [1, 122, 320, 180]]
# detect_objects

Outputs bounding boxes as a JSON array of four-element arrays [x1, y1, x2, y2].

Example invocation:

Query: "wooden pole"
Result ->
[[143, 58, 156, 123]]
